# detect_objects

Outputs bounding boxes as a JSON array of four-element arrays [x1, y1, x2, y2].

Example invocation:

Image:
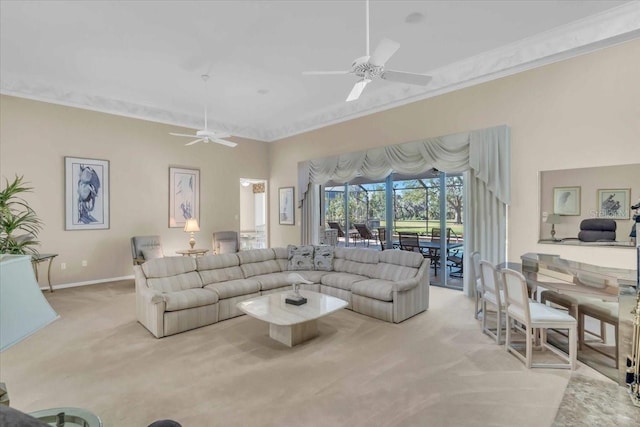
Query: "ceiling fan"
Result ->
[[303, 0, 432, 102], [170, 74, 237, 148]]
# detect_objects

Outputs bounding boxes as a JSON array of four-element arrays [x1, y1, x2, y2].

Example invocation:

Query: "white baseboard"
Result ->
[[40, 275, 134, 291]]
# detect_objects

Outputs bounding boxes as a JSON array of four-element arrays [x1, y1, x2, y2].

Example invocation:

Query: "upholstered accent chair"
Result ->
[[212, 231, 239, 254], [131, 235, 164, 265]]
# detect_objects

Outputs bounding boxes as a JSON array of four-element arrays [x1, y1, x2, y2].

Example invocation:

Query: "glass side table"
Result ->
[[29, 407, 102, 426], [176, 248, 209, 257], [31, 253, 58, 292]]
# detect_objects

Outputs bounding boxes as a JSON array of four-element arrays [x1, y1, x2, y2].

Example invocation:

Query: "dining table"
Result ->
[[392, 240, 462, 275]]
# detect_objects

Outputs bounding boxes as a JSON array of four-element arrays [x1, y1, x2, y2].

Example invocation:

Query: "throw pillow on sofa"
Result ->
[[314, 245, 334, 271], [287, 245, 314, 270]]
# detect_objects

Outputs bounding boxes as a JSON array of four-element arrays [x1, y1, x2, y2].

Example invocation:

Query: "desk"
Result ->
[[176, 248, 209, 257], [31, 253, 58, 292]]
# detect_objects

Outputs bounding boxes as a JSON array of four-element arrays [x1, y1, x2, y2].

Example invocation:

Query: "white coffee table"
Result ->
[[237, 290, 348, 347]]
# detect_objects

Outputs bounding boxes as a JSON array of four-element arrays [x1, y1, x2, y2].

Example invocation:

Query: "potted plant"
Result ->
[[0, 175, 42, 255]]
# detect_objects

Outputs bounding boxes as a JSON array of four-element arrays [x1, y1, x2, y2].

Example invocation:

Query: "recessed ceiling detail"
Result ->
[[1, 1, 639, 142]]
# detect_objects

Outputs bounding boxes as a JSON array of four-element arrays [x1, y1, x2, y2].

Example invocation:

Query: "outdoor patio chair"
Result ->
[[398, 232, 424, 255], [327, 221, 345, 238], [377, 227, 386, 250], [354, 223, 377, 246]]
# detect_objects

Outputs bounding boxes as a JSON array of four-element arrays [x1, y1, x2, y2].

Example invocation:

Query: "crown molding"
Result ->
[[2, 2, 639, 142]]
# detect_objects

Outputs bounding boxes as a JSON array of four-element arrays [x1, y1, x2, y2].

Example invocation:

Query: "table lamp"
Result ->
[[544, 214, 561, 241], [184, 218, 200, 249]]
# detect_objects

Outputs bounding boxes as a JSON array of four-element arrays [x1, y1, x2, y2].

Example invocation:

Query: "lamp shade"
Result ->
[[184, 218, 200, 233], [0, 255, 59, 352], [544, 214, 562, 224]]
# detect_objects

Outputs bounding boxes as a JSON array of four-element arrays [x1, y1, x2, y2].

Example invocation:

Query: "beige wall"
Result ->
[[268, 39, 640, 269], [2, 39, 638, 288], [540, 164, 640, 240], [0, 96, 269, 286]]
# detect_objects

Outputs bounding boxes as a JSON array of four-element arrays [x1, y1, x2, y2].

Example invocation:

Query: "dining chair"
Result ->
[[447, 251, 463, 277], [502, 268, 577, 370], [469, 251, 482, 319], [398, 232, 422, 254], [480, 260, 504, 344], [426, 227, 452, 273]]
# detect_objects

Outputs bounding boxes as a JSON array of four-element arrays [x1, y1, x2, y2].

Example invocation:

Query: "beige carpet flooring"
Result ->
[[0, 280, 622, 426]]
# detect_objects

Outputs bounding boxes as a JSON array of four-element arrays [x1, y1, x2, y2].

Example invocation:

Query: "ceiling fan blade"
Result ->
[[211, 138, 238, 148], [303, 70, 351, 75], [346, 79, 371, 102], [369, 38, 400, 66], [185, 139, 203, 146], [170, 132, 198, 138], [381, 70, 432, 86]]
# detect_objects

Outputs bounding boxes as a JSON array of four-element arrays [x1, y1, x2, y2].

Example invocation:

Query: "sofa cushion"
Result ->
[[334, 248, 380, 276], [147, 271, 203, 293], [252, 272, 293, 291], [287, 245, 315, 271], [292, 270, 328, 284], [238, 249, 281, 277], [314, 245, 334, 271], [163, 288, 219, 311], [204, 279, 261, 299], [273, 247, 289, 271], [351, 279, 396, 302], [320, 272, 368, 291], [197, 254, 244, 284], [142, 256, 197, 278], [373, 250, 423, 281], [378, 250, 424, 268]]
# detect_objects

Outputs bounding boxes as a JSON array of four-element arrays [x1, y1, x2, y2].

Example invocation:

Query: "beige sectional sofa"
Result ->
[[134, 247, 429, 338]]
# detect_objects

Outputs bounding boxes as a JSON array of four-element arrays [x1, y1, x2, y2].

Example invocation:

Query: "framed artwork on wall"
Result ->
[[597, 188, 630, 219], [169, 167, 200, 228], [65, 156, 110, 230], [553, 186, 581, 216], [279, 187, 294, 225]]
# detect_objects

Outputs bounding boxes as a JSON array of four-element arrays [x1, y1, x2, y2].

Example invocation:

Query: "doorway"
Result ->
[[239, 178, 267, 250]]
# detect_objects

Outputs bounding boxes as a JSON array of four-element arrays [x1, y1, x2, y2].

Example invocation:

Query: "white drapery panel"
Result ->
[[300, 183, 320, 245], [297, 125, 510, 296]]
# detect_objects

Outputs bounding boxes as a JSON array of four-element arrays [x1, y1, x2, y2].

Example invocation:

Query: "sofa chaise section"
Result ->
[[351, 249, 428, 323]]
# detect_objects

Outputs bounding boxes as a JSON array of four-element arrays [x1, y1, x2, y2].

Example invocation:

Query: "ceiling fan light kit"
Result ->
[[303, 0, 432, 102], [169, 74, 238, 148]]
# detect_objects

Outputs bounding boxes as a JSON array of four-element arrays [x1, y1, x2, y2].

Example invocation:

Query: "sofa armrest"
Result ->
[[134, 265, 166, 338], [393, 278, 419, 292]]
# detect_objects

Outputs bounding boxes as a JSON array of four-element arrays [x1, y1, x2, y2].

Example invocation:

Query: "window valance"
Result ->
[[298, 125, 510, 205]]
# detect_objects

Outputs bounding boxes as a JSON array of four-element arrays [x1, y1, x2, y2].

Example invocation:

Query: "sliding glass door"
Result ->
[[322, 170, 465, 288]]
